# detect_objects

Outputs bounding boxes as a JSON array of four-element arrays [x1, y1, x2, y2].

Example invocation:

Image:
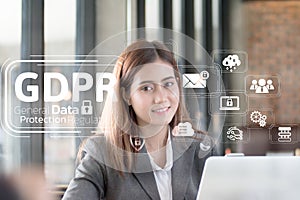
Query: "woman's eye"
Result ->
[[141, 85, 153, 91], [164, 81, 174, 87]]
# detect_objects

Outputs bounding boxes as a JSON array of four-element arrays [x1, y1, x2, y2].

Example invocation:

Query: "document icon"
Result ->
[[183, 71, 209, 88]]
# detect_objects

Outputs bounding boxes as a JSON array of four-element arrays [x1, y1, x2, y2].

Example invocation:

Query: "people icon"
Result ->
[[250, 78, 275, 94], [266, 79, 275, 90], [249, 80, 258, 90], [256, 79, 268, 93]]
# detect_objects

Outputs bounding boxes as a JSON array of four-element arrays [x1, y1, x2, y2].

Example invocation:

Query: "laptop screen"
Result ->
[[197, 156, 300, 200]]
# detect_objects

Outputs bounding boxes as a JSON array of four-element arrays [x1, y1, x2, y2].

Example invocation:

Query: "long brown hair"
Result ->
[[95, 40, 197, 172]]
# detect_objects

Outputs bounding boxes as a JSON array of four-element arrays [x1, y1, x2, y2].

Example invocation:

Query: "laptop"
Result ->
[[197, 156, 300, 200], [219, 96, 240, 110]]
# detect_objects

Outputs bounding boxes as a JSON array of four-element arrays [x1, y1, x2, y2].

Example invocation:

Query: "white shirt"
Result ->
[[148, 130, 173, 200]]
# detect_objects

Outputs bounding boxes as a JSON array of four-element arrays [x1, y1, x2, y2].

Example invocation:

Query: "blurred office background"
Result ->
[[1, 0, 300, 199]]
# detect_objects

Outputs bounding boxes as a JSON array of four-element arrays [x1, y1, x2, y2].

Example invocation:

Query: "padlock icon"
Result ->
[[226, 98, 233, 107], [200, 70, 209, 80], [81, 100, 93, 115], [134, 138, 142, 146]]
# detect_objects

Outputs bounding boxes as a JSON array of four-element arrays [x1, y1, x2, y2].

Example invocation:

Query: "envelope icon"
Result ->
[[183, 73, 207, 88]]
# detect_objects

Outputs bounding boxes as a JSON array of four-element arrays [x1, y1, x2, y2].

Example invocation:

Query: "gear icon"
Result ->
[[259, 120, 266, 127], [261, 115, 267, 121], [250, 111, 262, 123]]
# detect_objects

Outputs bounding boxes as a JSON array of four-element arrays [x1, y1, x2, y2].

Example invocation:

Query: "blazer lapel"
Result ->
[[132, 146, 160, 200], [171, 138, 195, 200], [133, 172, 160, 200], [132, 137, 195, 200]]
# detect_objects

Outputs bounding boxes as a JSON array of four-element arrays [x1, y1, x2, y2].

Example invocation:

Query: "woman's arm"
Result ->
[[62, 153, 106, 200]]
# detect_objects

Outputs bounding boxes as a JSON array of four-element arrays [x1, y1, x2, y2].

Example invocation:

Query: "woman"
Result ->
[[63, 40, 216, 200]]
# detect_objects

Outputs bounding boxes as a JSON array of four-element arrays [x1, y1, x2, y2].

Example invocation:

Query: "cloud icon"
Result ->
[[172, 122, 194, 137], [222, 54, 241, 72]]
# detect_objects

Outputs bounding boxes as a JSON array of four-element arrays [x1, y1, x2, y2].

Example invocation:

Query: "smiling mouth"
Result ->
[[152, 106, 171, 113]]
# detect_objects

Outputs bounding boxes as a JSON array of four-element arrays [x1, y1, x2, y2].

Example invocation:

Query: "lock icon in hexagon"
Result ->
[[81, 100, 93, 115]]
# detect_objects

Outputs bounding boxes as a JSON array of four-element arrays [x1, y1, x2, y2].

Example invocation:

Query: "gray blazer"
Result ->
[[62, 135, 216, 200]]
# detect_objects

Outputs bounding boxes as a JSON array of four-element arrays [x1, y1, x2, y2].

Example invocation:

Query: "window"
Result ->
[[0, 0, 22, 173], [44, 0, 76, 184]]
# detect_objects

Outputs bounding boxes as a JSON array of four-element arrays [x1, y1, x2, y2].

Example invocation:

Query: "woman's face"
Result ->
[[129, 59, 180, 127]]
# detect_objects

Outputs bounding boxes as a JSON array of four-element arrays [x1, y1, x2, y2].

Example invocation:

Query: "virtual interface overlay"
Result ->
[[1, 52, 298, 147], [1, 59, 222, 136]]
